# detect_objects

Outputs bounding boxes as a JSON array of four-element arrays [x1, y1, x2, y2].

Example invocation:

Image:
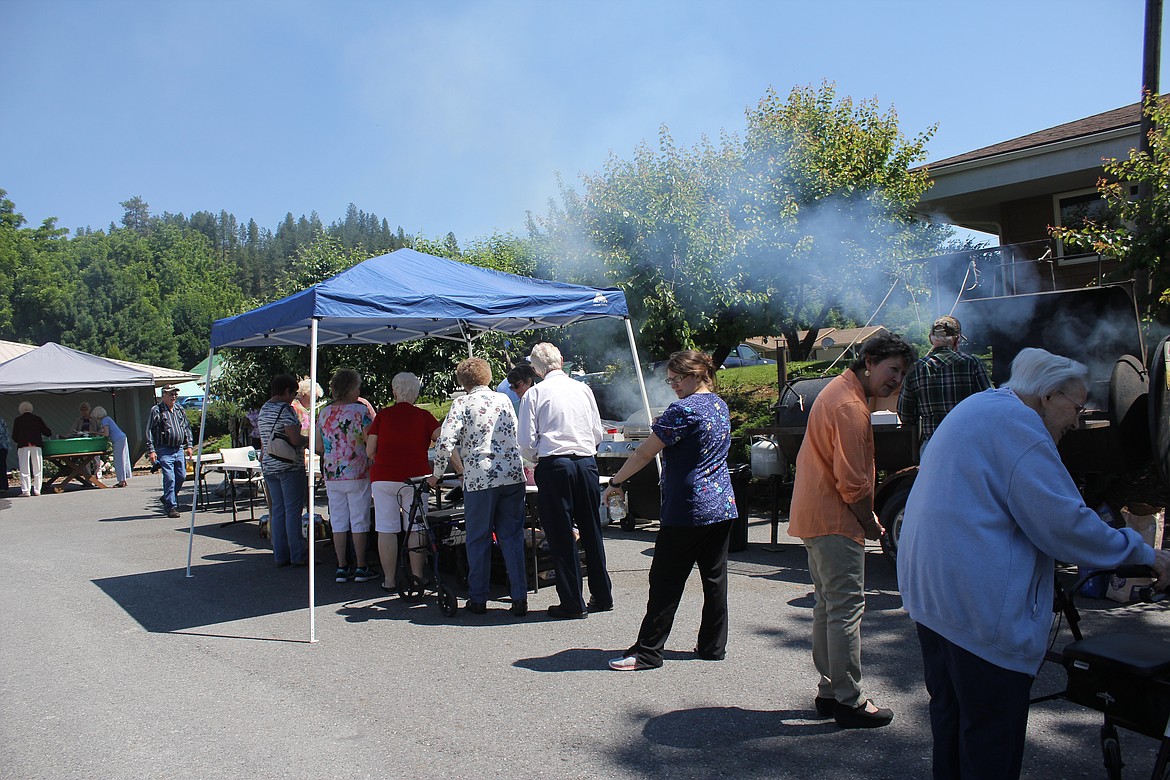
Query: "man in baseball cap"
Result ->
[[146, 384, 194, 517], [899, 314, 992, 454]]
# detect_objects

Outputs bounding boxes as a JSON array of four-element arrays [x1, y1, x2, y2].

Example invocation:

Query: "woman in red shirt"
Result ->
[[366, 372, 441, 593]]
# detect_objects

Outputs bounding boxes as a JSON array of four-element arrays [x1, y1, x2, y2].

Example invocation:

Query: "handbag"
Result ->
[[264, 405, 302, 464]]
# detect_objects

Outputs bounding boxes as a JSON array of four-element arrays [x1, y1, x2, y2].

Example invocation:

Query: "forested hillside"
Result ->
[[0, 189, 417, 370]]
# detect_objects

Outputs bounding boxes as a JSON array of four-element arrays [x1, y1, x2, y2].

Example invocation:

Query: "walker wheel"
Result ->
[[399, 575, 425, 603], [1101, 724, 1123, 780], [437, 584, 458, 617]]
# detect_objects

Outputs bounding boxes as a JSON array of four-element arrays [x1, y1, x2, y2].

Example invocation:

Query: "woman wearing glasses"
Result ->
[[602, 349, 737, 671], [899, 347, 1170, 779]]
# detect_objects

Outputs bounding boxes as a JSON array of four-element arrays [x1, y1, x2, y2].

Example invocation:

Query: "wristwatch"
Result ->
[[608, 477, 623, 489]]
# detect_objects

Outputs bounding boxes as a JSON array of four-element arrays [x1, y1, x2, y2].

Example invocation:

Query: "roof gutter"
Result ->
[[923, 125, 1139, 177]]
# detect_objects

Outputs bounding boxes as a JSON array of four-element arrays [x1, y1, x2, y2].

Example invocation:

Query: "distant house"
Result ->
[[912, 99, 1154, 291], [746, 326, 889, 363]]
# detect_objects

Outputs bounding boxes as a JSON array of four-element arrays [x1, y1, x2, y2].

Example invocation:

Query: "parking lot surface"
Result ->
[[2, 477, 1168, 779]]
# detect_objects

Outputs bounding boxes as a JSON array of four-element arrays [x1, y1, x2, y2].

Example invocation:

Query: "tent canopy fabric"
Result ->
[[210, 248, 628, 349], [0, 342, 154, 393]]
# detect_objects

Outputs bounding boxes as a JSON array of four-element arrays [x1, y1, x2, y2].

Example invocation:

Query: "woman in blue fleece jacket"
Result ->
[[898, 348, 1170, 780]]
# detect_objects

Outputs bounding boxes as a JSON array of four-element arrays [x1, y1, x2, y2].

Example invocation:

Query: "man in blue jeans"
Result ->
[[146, 385, 194, 518]]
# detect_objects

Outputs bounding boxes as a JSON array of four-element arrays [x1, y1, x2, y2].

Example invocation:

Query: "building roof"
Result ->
[[913, 98, 1163, 235], [926, 101, 1143, 170], [747, 326, 887, 352]]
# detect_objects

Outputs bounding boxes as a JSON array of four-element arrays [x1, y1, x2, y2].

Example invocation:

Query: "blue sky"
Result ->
[[2, 0, 1164, 244]]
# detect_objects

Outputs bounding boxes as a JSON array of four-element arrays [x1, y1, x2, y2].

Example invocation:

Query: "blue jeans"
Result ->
[[463, 482, 529, 603], [156, 446, 186, 511], [266, 469, 306, 565]]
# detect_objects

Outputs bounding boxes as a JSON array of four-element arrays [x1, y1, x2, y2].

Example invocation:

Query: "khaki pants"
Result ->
[[804, 533, 867, 708]]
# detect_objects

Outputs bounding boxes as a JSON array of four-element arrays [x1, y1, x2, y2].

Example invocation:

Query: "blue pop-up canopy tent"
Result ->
[[187, 248, 654, 641]]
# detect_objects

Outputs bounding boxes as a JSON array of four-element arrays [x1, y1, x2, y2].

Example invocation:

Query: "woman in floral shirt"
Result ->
[[429, 358, 529, 616], [316, 369, 376, 583], [602, 350, 737, 670]]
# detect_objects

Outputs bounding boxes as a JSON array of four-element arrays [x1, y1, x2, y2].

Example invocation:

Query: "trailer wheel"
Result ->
[[878, 484, 912, 564]]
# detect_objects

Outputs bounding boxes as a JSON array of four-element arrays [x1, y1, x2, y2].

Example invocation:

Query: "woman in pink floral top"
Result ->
[[315, 369, 376, 583]]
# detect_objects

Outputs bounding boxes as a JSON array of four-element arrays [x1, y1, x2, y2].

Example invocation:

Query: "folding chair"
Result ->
[[218, 446, 265, 527]]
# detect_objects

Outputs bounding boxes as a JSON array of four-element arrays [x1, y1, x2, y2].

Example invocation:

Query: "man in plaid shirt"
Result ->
[[898, 315, 991, 456]]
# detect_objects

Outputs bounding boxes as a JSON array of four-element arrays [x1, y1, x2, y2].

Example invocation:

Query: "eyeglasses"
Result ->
[[665, 374, 692, 387], [1057, 390, 1087, 417]]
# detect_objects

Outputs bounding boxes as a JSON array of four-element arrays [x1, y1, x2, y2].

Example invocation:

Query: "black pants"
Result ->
[[628, 520, 732, 667], [916, 623, 1034, 780], [0, 448, 7, 491], [534, 455, 611, 612]]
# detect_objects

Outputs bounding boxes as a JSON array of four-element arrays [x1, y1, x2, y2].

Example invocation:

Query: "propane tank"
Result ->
[[750, 437, 787, 479]]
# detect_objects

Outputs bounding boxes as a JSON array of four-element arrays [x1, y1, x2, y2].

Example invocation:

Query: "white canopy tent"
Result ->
[[0, 342, 188, 469], [188, 248, 653, 642]]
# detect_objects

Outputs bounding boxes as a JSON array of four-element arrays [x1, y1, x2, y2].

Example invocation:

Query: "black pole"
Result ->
[[1136, 0, 1162, 314], [1142, 0, 1162, 153]]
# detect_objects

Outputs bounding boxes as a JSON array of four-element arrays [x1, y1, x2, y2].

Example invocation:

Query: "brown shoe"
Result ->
[[166, 508, 181, 518]]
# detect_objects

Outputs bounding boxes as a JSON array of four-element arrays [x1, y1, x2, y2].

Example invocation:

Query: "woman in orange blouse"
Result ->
[[789, 332, 915, 730]]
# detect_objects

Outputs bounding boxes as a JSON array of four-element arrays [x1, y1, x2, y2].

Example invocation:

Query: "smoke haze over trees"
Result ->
[[528, 82, 962, 362], [2, 83, 987, 395]]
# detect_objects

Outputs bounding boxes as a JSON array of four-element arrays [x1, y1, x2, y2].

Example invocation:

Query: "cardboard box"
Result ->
[[1106, 504, 1165, 603]]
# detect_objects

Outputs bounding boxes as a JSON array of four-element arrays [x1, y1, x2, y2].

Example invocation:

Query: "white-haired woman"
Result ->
[[899, 347, 1170, 779], [12, 401, 51, 497], [91, 405, 131, 487], [292, 376, 323, 439], [366, 372, 441, 593]]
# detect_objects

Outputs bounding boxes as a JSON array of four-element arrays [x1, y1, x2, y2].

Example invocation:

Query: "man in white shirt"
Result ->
[[518, 342, 612, 618]]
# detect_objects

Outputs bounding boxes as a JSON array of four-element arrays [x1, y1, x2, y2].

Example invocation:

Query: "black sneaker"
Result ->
[[466, 601, 487, 615], [511, 600, 528, 617], [334, 566, 352, 583], [353, 566, 378, 583]]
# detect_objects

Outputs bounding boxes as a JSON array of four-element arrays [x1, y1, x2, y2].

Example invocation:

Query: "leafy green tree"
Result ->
[[529, 83, 946, 362], [120, 196, 151, 235], [1051, 92, 1170, 322]]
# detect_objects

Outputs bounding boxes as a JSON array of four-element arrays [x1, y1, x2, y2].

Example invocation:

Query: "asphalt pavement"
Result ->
[[1, 474, 1168, 779]]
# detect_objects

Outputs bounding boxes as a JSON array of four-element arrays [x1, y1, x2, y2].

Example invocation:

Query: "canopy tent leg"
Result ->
[[308, 319, 319, 643], [624, 318, 661, 477], [186, 346, 216, 578]]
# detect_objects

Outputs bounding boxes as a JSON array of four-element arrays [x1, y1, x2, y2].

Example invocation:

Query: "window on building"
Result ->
[[1052, 185, 1137, 265]]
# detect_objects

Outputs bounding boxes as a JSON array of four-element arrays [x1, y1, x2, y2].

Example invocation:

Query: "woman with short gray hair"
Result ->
[[899, 347, 1170, 778], [366, 372, 440, 593], [12, 400, 51, 497], [91, 405, 132, 487]]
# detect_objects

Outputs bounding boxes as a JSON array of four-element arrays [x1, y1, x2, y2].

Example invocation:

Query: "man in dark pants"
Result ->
[[146, 385, 194, 518], [518, 342, 611, 619]]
